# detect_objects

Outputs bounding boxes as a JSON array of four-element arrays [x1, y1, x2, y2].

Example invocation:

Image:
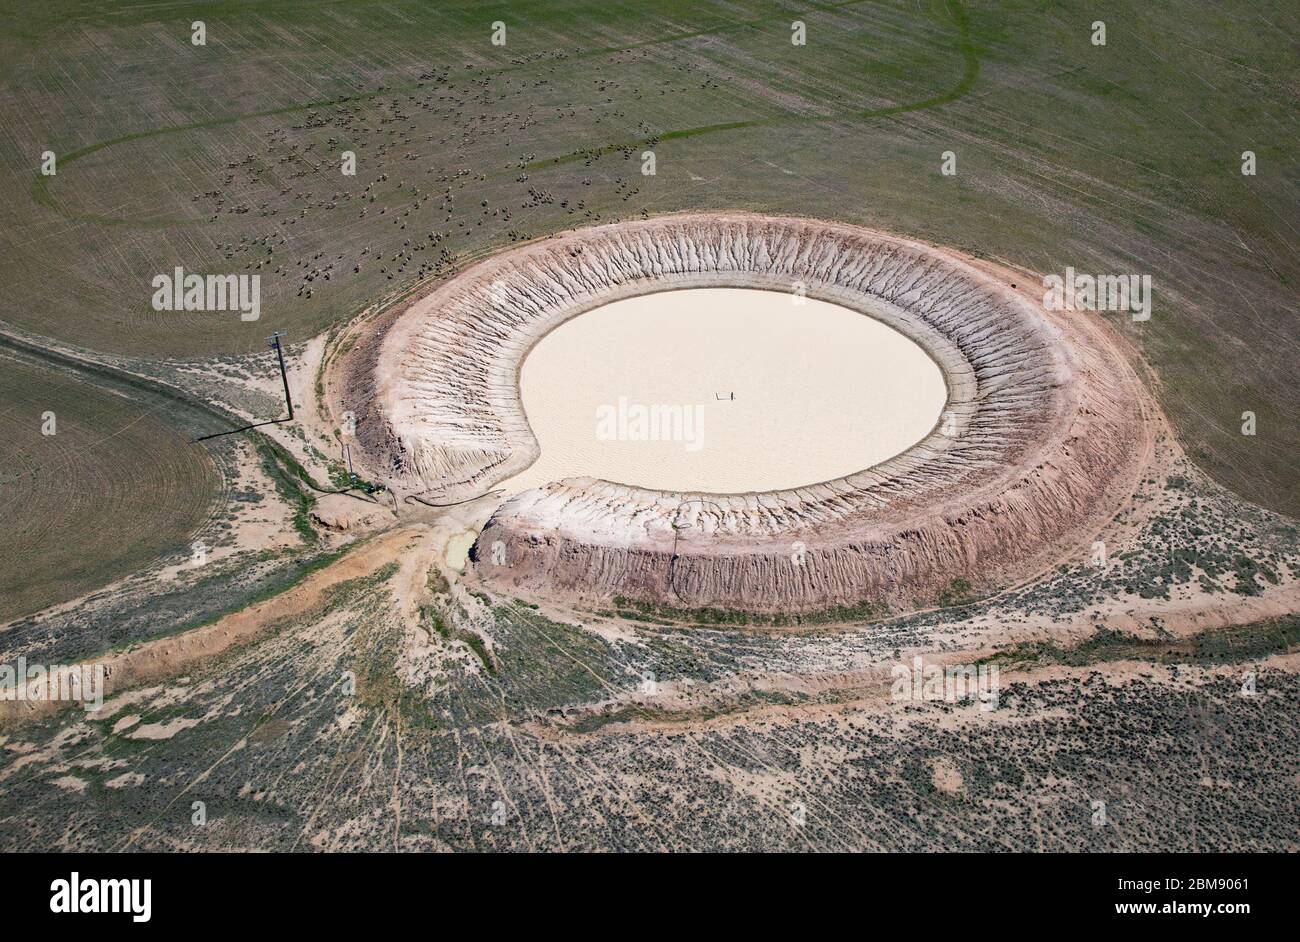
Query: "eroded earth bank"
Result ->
[[344, 213, 1152, 615]]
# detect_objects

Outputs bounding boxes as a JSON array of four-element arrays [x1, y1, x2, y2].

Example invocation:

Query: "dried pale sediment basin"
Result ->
[[353, 213, 1151, 614], [496, 287, 948, 495]]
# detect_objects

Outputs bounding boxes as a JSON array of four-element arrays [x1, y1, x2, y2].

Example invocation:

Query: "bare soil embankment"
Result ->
[[0, 528, 423, 727], [340, 213, 1153, 615]]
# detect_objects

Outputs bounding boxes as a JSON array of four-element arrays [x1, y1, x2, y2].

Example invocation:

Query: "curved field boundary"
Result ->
[[30, 0, 977, 225], [0, 345, 222, 624], [531, 0, 979, 168], [0, 329, 330, 625]]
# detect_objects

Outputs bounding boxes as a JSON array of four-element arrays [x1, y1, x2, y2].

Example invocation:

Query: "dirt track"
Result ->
[[0, 527, 426, 727]]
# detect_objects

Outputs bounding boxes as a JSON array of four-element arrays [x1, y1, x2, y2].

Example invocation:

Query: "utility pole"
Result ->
[[268, 331, 293, 421], [343, 442, 358, 485], [191, 330, 295, 442]]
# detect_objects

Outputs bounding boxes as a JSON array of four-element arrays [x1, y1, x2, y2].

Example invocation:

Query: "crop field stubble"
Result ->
[[0, 346, 221, 624], [0, 0, 1297, 857], [0, 0, 1294, 512]]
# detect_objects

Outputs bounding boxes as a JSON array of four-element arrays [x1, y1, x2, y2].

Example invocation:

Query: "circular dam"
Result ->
[[342, 213, 1151, 615]]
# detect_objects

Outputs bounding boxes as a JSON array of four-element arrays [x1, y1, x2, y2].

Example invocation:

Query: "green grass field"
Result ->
[[0, 0, 1295, 617]]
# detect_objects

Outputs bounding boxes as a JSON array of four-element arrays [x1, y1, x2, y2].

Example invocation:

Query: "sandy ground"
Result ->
[[528, 647, 1300, 744], [0, 527, 425, 726]]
